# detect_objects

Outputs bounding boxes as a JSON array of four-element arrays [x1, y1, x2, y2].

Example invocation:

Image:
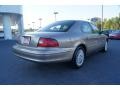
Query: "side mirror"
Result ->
[[100, 30, 109, 37]]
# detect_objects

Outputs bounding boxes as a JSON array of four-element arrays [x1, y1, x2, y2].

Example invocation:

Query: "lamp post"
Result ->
[[28, 24, 30, 29], [28, 24, 32, 31], [54, 11, 59, 21], [38, 18, 42, 28], [32, 22, 35, 31]]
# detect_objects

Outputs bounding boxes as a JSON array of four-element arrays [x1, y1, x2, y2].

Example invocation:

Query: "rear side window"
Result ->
[[39, 21, 75, 32], [81, 22, 92, 33]]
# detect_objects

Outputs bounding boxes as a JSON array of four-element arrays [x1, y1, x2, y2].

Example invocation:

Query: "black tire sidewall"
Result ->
[[72, 47, 85, 68]]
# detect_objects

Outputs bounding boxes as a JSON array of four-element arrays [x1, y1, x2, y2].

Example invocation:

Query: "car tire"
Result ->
[[102, 41, 108, 52], [72, 46, 86, 68]]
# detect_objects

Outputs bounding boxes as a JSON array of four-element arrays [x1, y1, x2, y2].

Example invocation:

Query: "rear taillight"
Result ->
[[37, 38, 59, 47]]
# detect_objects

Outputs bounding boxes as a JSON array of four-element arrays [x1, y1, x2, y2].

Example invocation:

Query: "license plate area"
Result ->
[[21, 36, 31, 45]]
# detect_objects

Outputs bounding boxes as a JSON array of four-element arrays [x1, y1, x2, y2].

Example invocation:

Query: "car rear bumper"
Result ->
[[13, 44, 74, 62]]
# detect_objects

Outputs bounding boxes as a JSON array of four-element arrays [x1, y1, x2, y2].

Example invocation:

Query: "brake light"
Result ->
[[37, 38, 59, 47]]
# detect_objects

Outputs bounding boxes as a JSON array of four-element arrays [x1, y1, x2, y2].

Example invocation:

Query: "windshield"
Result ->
[[38, 21, 75, 32]]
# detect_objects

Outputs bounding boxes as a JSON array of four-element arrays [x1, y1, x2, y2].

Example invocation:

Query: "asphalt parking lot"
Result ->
[[0, 40, 120, 85]]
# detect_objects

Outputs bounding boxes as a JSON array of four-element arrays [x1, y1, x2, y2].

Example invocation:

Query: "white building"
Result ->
[[0, 5, 24, 40]]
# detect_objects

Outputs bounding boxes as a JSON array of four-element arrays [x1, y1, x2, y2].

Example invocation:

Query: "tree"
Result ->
[[93, 16, 120, 30]]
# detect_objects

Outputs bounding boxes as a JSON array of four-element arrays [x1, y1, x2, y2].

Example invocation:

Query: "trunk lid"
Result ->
[[18, 31, 70, 48]]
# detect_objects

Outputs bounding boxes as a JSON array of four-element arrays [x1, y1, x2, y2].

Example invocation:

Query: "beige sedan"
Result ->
[[13, 20, 108, 68]]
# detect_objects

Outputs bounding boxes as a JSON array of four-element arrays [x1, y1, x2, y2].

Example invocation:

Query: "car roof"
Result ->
[[56, 20, 89, 23]]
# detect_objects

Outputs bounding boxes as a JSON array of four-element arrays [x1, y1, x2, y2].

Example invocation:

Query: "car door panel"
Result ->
[[80, 22, 99, 53]]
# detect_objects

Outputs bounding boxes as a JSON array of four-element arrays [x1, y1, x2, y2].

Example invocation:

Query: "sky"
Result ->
[[23, 5, 120, 29]]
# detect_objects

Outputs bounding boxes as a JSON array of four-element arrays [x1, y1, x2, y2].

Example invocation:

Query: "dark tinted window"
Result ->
[[38, 21, 75, 32], [81, 22, 92, 33]]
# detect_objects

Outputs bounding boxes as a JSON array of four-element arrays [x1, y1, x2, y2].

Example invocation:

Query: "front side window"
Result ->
[[38, 21, 75, 32], [90, 23, 99, 33], [81, 22, 92, 33]]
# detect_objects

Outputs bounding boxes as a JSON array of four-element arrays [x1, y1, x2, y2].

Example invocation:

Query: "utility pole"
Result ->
[[38, 18, 42, 28], [101, 5, 103, 31], [119, 12, 120, 18], [117, 5, 120, 29], [119, 12, 120, 29], [54, 11, 59, 21], [119, 5, 120, 18]]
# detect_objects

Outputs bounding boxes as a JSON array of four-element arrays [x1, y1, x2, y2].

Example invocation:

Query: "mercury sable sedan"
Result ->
[[13, 20, 108, 68]]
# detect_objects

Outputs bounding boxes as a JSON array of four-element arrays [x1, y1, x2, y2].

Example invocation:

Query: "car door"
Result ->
[[80, 22, 99, 53], [90, 23, 105, 49]]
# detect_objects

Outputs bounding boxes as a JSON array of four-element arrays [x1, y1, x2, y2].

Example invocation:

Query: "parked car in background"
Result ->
[[13, 20, 108, 68], [0, 31, 4, 38], [101, 29, 114, 37], [109, 30, 120, 39]]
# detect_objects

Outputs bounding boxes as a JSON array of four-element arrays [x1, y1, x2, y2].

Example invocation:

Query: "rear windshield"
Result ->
[[38, 21, 75, 32]]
